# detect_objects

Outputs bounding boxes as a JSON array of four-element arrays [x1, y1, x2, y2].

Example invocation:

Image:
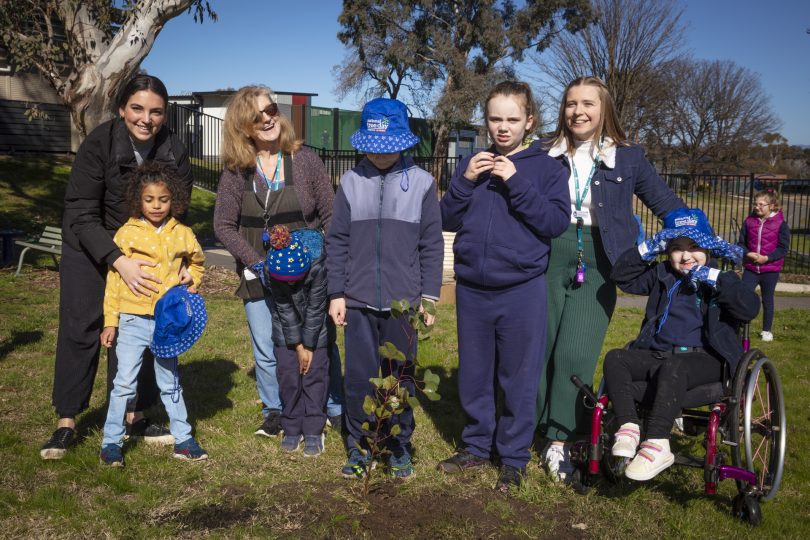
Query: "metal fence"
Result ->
[[167, 102, 222, 192], [165, 102, 810, 274], [634, 174, 810, 275]]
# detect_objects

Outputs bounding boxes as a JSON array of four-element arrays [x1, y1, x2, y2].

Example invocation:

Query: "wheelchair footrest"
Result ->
[[674, 454, 704, 468]]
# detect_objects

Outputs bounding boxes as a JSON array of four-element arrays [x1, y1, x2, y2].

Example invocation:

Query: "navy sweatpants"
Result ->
[[344, 308, 417, 455], [276, 346, 329, 436], [456, 274, 547, 470]]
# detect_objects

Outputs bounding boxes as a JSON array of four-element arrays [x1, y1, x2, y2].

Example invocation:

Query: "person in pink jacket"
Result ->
[[738, 188, 791, 342]]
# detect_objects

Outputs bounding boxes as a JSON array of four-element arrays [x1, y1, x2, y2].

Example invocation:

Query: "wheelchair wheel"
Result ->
[[730, 352, 786, 502], [732, 493, 762, 526]]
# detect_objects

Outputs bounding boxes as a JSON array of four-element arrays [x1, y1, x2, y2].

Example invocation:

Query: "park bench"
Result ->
[[15, 225, 62, 276]]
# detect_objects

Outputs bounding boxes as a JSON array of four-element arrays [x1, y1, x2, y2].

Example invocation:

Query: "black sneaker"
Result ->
[[40, 427, 75, 460], [126, 418, 174, 445], [326, 414, 343, 434], [437, 450, 491, 474], [255, 409, 282, 437], [496, 464, 524, 493]]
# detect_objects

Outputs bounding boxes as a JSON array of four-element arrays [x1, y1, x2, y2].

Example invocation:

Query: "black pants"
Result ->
[[52, 243, 158, 418], [602, 348, 723, 439], [742, 270, 780, 332], [276, 346, 329, 436]]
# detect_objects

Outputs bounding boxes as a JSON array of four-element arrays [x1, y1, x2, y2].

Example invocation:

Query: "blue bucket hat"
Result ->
[[265, 226, 323, 282], [659, 208, 743, 263], [350, 98, 419, 154], [150, 285, 208, 359]]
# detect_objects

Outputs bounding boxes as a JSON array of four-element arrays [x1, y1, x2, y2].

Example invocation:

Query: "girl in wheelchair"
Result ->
[[603, 208, 760, 481]]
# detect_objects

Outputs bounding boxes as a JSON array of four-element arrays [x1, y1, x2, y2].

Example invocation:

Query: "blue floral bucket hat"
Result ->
[[264, 226, 323, 282], [150, 285, 208, 359], [659, 208, 743, 263], [350, 98, 419, 154]]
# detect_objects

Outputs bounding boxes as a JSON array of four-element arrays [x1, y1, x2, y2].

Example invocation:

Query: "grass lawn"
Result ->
[[1, 267, 808, 538]]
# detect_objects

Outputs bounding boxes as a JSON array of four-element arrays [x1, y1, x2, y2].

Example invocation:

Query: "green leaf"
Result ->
[[379, 341, 406, 362], [389, 424, 401, 436], [390, 299, 410, 316], [421, 299, 437, 316], [362, 395, 375, 415], [423, 388, 441, 401], [423, 368, 440, 387], [369, 377, 384, 388], [408, 396, 421, 409], [382, 375, 399, 390], [361, 422, 370, 432]]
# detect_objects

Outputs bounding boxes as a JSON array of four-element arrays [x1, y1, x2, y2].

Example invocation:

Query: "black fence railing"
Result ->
[[167, 103, 222, 192], [634, 173, 810, 275]]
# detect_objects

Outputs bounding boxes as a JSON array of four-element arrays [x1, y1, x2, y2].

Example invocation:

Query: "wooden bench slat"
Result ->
[[44, 226, 62, 233]]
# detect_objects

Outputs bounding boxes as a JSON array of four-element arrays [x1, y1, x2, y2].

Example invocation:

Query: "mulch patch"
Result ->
[[155, 480, 583, 539]]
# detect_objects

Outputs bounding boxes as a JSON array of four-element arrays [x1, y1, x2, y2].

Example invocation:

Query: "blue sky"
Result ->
[[141, 0, 810, 145]]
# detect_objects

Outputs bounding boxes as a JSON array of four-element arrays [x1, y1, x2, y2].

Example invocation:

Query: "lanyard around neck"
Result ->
[[256, 151, 283, 192], [572, 144, 600, 211]]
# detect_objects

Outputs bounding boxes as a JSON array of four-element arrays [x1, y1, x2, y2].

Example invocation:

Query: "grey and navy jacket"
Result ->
[[267, 254, 334, 350], [441, 142, 570, 288], [612, 246, 760, 374], [326, 157, 443, 310], [547, 139, 685, 266]]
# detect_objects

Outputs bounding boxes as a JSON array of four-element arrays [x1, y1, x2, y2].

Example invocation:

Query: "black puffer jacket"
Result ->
[[266, 254, 334, 350], [62, 118, 192, 265], [611, 246, 760, 375]]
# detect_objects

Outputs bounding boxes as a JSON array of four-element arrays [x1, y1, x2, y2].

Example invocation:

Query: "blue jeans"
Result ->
[[244, 298, 281, 416], [102, 314, 192, 447]]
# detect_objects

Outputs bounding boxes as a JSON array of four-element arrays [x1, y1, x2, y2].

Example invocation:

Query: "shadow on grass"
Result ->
[[416, 365, 466, 448], [0, 157, 69, 232], [0, 330, 44, 361]]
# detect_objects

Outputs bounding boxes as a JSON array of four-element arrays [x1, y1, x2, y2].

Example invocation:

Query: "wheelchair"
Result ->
[[568, 325, 786, 526]]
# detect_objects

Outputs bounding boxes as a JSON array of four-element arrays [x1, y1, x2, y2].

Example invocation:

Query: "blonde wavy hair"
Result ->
[[547, 76, 628, 156], [221, 85, 302, 170]]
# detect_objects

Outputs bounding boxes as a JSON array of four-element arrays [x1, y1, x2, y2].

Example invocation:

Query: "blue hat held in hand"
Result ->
[[150, 285, 208, 359], [660, 208, 743, 262], [350, 98, 419, 154]]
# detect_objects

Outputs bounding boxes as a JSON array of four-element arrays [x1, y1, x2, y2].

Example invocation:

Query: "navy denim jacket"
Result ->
[[548, 141, 685, 265]]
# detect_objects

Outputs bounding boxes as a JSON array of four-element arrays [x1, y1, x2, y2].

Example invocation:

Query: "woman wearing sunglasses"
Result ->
[[214, 86, 343, 438]]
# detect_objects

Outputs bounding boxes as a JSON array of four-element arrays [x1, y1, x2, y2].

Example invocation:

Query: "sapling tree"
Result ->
[[357, 298, 439, 496]]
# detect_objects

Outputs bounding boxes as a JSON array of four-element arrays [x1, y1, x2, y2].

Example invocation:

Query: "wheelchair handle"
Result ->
[[571, 375, 599, 406]]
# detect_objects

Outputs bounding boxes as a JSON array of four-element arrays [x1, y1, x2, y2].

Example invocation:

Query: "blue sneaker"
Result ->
[[389, 449, 415, 479], [100, 444, 124, 467], [173, 437, 208, 461], [341, 448, 374, 479], [280, 434, 303, 453], [303, 434, 325, 457]]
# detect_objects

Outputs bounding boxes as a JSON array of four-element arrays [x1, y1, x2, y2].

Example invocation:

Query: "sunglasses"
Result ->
[[255, 102, 279, 121]]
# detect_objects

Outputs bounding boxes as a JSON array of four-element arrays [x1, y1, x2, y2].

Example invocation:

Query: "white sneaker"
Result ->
[[625, 439, 675, 481], [761, 331, 774, 342], [611, 423, 640, 458], [544, 443, 574, 482]]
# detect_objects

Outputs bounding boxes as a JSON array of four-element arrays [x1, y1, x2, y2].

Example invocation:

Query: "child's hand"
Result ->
[[178, 264, 193, 286], [491, 155, 517, 181], [113, 255, 160, 297], [329, 298, 347, 326], [419, 298, 437, 327], [463, 152, 495, 181], [296, 344, 313, 375], [100, 327, 116, 348]]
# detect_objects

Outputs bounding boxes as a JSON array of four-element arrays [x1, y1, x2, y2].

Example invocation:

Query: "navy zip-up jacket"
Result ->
[[547, 141, 685, 265], [441, 142, 570, 288], [612, 246, 760, 374], [326, 157, 443, 311]]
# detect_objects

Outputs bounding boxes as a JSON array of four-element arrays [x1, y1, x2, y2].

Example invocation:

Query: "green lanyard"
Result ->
[[572, 145, 601, 253]]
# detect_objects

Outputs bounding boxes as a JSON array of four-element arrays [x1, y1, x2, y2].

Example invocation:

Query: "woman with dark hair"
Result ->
[[214, 85, 343, 439], [41, 74, 194, 459], [536, 76, 685, 481]]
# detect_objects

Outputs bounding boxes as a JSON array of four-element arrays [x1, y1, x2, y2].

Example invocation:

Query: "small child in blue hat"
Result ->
[[603, 208, 759, 481], [99, 162, 208, 467], [258, 225, 332, 457], [326, 98, 444, 479]]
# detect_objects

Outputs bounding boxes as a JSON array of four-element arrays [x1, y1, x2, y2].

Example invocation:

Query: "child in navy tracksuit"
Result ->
[[604, 208, 759, 481], [438, 81, 570, 492], [326, 98, 443, 480], [260, 226, 332, 457], [738, 189, 791, 342]]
